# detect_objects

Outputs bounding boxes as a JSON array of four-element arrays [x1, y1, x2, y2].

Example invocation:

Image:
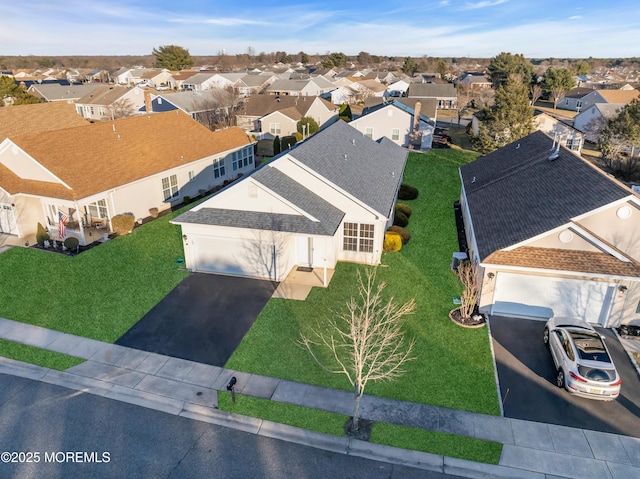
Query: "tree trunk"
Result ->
[[353, 381, 362, 431]]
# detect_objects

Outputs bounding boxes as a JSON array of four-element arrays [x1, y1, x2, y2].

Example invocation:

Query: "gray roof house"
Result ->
[[172, 120, 408, 284], [459, 130, 640, 327], [408, 83, 458, 109]]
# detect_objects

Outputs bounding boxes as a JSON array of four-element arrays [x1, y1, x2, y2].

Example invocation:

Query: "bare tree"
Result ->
[[456, 261, 479, 320], [529, 83, 543, 106], [549, 86, 566, 109], [300, 268, 416, 432], [192, 86, 244, 130], [108, 98, 135, 119]]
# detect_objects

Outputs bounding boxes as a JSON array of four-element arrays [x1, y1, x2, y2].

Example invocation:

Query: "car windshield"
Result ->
[[568, 330, 611, 362]]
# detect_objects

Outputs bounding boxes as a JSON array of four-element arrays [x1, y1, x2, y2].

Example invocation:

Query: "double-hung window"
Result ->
[[364, 127, 374, 139], [161, 174, 179, 201], [213, 158, 225, 178], [343, 222, 375, 253], [391, 128, 400, 141], [270, 123, 281, 135], [232, 147, 253, 171]]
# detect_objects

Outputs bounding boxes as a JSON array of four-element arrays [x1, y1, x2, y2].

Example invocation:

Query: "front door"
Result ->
[[297, 236, 313, 268]]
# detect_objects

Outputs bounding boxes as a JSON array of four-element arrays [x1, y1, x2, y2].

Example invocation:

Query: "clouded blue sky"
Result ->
[[2, 0, 639, 58]]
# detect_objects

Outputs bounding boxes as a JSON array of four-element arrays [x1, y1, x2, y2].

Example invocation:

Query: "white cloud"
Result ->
[[462, 0, 509, 10]]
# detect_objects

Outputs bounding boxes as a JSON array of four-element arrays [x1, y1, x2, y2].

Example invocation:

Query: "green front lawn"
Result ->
[[0, 209, 189, 343], [0, 339, 84, 370], [226, 149, 500, 416]]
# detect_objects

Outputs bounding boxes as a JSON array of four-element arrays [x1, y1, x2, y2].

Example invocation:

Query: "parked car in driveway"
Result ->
[[543, 317, 621, 401]]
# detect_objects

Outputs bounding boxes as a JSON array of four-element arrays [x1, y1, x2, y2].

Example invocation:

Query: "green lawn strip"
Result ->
[[0, 338, 84, 370], [217, 391, 346, 436], [218, 391, 502, 465], [371, 422, 502, 465], [225, 149, 500, 416], [0, 204, 196, 343]]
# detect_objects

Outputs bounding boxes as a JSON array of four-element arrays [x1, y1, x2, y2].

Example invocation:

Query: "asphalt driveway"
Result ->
[[489, 316, 640, 437], [116, 273, 277, 367]]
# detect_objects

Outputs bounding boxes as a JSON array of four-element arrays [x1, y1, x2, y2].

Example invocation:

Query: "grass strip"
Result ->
[[218, 391, 502, 464], [0, 338, 84, 370]]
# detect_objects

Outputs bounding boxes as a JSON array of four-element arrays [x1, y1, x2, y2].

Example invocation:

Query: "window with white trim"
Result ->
[[213, 158, 225, 178], [161, 174, 179, 201], [391, 128, 400, 141], [188, 170, 196, 182], [232, 146, 253, 171], [343, 222, 375, 253], [364, 127, 374, 139], [87, 199, 108, 219], [270, 123, 281, 135]]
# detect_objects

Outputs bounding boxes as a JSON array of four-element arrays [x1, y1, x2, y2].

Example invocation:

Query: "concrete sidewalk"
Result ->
[[1, 317, 639, 479]]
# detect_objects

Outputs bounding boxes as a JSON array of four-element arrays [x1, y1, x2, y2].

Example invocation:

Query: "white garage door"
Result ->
[[491, 272, 615, 325], [192, 236, 280, 280]]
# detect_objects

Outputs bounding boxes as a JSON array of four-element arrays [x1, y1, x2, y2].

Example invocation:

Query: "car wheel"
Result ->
[[556, 369, 565, 389], [543, 327, 550, 347]]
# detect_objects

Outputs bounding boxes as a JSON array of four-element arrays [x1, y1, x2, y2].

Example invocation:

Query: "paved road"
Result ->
[[0, 374, 465, 479], [116, 273, 277, 366], [490, 316, 640, 437]]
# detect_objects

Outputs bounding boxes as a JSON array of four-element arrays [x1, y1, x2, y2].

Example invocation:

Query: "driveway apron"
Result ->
[[116, 273, 277, 366]]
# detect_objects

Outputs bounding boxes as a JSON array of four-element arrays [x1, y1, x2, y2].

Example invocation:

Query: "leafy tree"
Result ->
[[298, 51, 309, 64], [542, 67, 576, 108], [573, 60, 591, 76], [297, 117, 319, 138], [0, 77, 41, 106], [471, 74, 534, 153], [273, 135, 281, 155], [402, 57, 418, 77], [436, 58, 448, 80], [487, 52, 535, 88], [339, 103, 352, 122], [300, 268, 416, 433], [322, 52, 348, 69], [598, 99, 640, 178], [357, 51, 371, 66], [152, 45, 194, 70]]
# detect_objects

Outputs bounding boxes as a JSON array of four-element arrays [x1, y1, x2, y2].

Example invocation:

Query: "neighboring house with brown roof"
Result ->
[[0, 102, 89, 141], [579, 88, 640, 112], [236, 95, 338, 136], [0, 111, 256, 245], [26, 83, 102, 103], [138, 69, 175, 90], [459, 130, 640, 327], [74, 85, 147, 120]]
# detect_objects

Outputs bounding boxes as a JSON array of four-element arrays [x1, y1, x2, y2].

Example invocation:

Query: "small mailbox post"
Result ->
[[227, 376, 237, 403]]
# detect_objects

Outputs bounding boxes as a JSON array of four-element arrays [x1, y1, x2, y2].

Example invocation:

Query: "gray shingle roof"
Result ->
[[461, 131, 631, 260], [286, 120, 408, 217], [174, 167, 345, 234], [408, 83, 456, 98]]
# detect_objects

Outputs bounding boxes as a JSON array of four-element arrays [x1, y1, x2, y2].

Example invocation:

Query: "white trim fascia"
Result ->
[[252, 178, 320, 222], [568, 223, 633, 262], [281, 156, 383, 220], [571, 195, 637, 222], [0, 139, 72, 190], [459, 173, 480, 260], [479, 262, 640, 282], [503, 223, 570, 251]]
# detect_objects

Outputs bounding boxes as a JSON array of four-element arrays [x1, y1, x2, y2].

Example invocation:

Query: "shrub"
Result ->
[[63, 237, 79, 249], [111, 213, 135, 236], [383, 232, 403, 252], [339, 103, 352, 121], [282, 135, 297, 150], [36, 222, 49, 246], [149, 207, 159, 218], [393, 211, 409, 228], [398, 183, 419, 200], [273, 136, 281, 155], [388, 225, 411, 245], [183, 196, 191, 204], [395, 203, 412, 218], [294, 131, 303, 142]]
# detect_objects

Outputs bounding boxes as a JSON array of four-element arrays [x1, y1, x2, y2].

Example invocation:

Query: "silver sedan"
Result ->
[[543, 317, 621, 401]]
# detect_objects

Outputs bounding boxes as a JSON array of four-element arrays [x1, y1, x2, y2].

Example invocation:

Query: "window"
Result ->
[[188, 170, 196, 182], [636, 299, 640, 314], [87, 199, 108, 219], [576, 100, 583, 108], [565, 99, 570, 106], [270, 123, 281, 135], [365, 127, 374, 139], [161, 174, 179, 201], [232, 146, 253, 171], [213, 158, 225, 178], [391, 129, 400, 141], [565, 137, 581, 151], [343, 222, 375, 253]]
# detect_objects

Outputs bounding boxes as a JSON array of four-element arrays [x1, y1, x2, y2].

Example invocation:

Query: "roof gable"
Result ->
[[460, 131, 632, 260]]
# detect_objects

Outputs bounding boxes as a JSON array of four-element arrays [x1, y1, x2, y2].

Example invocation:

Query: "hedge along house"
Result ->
[[171, 120, 408, 282], [459, 131, 640, 328], [0, 110, 255, 246]]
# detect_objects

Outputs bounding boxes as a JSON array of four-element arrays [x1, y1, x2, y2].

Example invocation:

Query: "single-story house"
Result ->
[[459, 130, 640, 327], [578, 88, 640, 112], [573, 103, 626, 142], [0, 111, 255, 245], [266, 77, 336, 97], [557, 87, 597, 112], [0, 102, 89, 142], [26, 83, 101, 103], [350, 99, 436, 150], [75, 85, 147, 120], [408, 83, 457, 109], [532, 110, 584, 153], [171, 120, 408, 281]]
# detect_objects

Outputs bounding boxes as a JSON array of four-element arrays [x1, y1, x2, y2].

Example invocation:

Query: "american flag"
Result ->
[[58, 211, 68, 239]]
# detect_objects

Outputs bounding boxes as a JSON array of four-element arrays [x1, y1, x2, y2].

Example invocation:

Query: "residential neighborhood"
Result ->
[[2, 32, 640, 479]]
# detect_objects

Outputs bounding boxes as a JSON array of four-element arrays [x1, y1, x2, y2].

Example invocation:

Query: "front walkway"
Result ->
[[272, 266, 335, 300], [0, 317, 639, 479]]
